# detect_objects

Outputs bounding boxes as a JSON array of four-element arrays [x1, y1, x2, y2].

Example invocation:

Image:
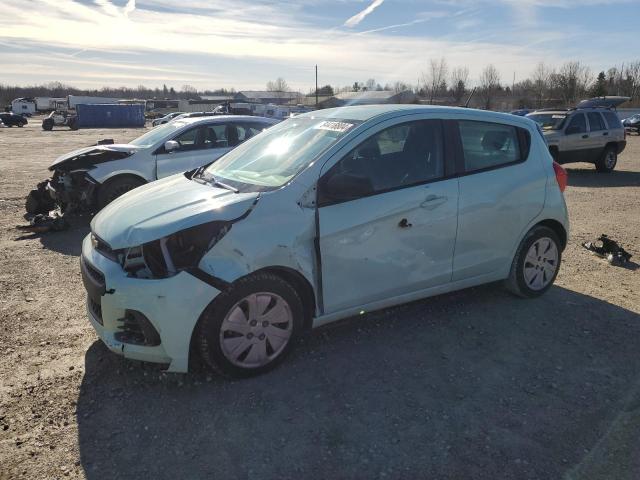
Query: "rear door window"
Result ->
[[457, 121, 521, 172], [587, 112, 606, 131]]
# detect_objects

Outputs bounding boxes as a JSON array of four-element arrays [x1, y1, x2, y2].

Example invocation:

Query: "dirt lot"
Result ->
[[1, 119, 639, 479]]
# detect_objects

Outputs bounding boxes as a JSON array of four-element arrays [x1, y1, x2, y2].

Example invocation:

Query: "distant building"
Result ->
[[321, 90, 416, 108], [11, 98, 37, 115], [234, 91, 302, 105], [200, 95, 235, 102]]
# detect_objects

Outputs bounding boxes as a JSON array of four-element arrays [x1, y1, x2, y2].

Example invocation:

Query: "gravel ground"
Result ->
[[1, 119, 639, 480]]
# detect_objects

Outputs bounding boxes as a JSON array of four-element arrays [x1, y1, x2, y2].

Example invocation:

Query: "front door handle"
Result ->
[[421, 194, 447, 209], [582, 134, 589, 139], [603, 132, 609, 136]]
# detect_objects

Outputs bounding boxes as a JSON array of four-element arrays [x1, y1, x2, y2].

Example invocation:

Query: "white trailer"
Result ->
[[35, 97, 66, 112], [11, 98, 37, 115], [67, 95, 121, 109]]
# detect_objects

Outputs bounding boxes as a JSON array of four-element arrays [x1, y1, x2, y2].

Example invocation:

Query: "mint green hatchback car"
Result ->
[[81, 105, 570, 378]]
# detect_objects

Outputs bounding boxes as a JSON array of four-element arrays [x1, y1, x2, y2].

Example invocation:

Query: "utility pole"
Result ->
[[315, 65, 318, 107]]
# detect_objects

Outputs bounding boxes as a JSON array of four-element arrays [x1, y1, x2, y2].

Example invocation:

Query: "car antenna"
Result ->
[[463, 87, 476, 108]]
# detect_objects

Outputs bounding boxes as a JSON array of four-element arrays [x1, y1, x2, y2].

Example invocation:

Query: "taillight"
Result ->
[[553, 161, 567, 192]]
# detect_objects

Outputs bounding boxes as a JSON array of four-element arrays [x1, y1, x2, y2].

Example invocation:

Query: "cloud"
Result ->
[[344, 0, 385, 28]]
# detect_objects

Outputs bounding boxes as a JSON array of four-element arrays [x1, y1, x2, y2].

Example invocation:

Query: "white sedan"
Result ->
[[27, 116, 278, 214]]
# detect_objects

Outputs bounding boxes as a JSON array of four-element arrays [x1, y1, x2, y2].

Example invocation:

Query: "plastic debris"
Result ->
[[582, 234, 632, 266]]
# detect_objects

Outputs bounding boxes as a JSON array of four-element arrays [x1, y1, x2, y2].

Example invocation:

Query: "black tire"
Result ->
[[595, 145, 617, 173], [505, 225, 562, 298], [68, 118, 78, 130], [18, 123, 24, 127], [42, 118, 54, 131], [97, 176, 145, 209], [197, 272, 304, 378]]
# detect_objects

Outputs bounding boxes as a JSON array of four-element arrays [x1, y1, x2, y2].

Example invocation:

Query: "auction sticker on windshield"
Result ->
[[313, 121, 354, 133]]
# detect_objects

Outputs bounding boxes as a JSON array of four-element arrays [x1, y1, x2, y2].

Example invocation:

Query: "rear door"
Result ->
[[452, 120, 546, 281], [318, 118, 459, 314], [586, 112, 608, 161]]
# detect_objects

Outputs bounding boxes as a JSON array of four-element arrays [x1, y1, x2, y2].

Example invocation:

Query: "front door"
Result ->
[[317, 119, 459, 314], [155, 123, 236, 178], [559, 113, 590, 163]]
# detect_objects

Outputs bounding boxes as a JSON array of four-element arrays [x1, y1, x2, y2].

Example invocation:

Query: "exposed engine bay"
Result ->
[[25, 142, 133, 215]]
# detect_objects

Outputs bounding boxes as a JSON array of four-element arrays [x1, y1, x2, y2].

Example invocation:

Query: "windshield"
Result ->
[[526, 113, 567, 130], [129, 120, 189, 147], [204, 117, 359, 189]]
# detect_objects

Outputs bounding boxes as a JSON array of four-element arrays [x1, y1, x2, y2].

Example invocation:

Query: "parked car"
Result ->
[[622, 114, 640, 134], [0, 112, 28, 127], [172, 112, 220, 121], [526, 106, 626, 172], [80, 105, 569, 378], [151, 112, 185, 127], [510, 109, 532, 116], [26, 115, 277, 214]]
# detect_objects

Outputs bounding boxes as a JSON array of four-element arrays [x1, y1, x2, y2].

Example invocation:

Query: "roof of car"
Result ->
[[174, 115, 278, 125], [300, 104, 534, 127]]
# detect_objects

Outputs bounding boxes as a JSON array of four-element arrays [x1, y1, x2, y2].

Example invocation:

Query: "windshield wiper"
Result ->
[[198, 171, 239, 193]]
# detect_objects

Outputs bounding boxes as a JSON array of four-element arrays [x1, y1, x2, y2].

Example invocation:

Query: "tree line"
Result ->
[[2, 60, 640, 109]]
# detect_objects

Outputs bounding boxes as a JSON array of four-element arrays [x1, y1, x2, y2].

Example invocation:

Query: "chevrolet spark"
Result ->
[[81, 105, 569, 378]]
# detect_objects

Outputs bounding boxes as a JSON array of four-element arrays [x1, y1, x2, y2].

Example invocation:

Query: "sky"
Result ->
[[0, 0, 637, 92]]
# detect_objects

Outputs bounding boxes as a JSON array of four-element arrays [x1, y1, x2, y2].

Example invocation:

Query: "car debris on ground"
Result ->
[[16, 210, 69, 234], [582, 234, 633, 266]]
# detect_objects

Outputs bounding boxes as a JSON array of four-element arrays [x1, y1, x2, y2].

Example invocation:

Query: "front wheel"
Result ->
[[197, 272, 304, 378], [595, 146, 617, 172], [505, 225, 562, 298], [97, 176, 145, 209]]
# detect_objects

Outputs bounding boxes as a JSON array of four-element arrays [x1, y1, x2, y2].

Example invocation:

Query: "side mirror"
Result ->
[[565, 125, 580, 135], [164, 140, 180, 152], [320, 171, 374, 204]]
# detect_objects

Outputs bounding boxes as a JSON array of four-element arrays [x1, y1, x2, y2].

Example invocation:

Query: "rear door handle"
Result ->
[[581, 134, 589, 139], [421, 194, 447, 209], [603, 132, 609, 136]]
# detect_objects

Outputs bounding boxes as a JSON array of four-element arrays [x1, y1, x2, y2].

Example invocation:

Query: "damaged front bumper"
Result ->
[[27, 170, 98, 215], [81, 234, 221, 372]]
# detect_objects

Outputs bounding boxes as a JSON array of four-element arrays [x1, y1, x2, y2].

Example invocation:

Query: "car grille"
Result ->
[[89, 297, 103, 325], [84, 259, 105, 285]]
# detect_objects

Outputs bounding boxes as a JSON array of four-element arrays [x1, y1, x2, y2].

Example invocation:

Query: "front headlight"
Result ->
[[137, 221, 230, 278]]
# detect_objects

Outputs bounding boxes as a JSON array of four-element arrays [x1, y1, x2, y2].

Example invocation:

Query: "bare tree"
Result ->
[[450, 66, 469, 104], [266, 78, 289, 93], [421, 57, 448, 104], [392, 81, 410, 94], [554, 61, 591, 106], [266, 77, 290, 104], [531, 62, 551, 108], [625, 61, 640, 99], [478, 64, 500, 110], [364, 78, 376, 91]]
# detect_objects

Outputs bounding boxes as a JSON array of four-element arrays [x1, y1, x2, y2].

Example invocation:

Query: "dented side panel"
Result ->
[[199, 182, 318, 309]]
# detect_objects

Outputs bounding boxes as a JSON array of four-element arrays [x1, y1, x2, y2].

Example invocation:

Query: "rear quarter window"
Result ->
[[458, 121, 529, 173], [602, 111, 622, 130]]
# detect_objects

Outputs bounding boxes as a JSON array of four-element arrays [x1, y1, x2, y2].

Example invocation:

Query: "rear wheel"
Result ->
[[42, 118, 54, 131], [505, 225, 561, 298], [197, 272, 303, 378], [97, 176, 145, 209], [595, 146, 617, 172]]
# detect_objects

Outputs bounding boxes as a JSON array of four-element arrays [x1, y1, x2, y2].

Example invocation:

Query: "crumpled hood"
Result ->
[[49, 144, 140, 170], [91, 174, 259, 249]]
